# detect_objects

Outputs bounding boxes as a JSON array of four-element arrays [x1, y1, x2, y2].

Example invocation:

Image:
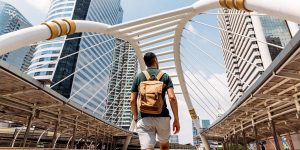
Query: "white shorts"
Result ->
[[136, 117, 171, 149]]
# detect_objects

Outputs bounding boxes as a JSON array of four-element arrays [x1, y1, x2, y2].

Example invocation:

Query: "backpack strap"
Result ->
[[156, 70, 165, 81], [142, 71, 151, 81]]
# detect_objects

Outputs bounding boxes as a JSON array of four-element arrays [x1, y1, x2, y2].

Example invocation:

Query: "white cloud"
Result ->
[[24, 0, 50, 13], [184, 70, 231, 117]]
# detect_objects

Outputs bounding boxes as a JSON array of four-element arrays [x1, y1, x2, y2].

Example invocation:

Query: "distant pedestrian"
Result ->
[[261, 143, 266, 150], [130, 52, 180, 150]]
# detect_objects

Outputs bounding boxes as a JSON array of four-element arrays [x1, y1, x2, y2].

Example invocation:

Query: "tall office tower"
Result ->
[[192, 121, 200, 146], [28, 0, 123, 116], [106, 39, 138, 129], [219, 9, 299, 102], [201, 120, 210, 129], [0, 1, 35, 71], [192, 119, 211, 145], [169, 135, 179, 144]]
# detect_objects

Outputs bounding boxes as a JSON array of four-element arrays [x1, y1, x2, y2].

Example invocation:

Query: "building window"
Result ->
[[46, 71, 53, 75], [34, 72, 40, 76], [49, 64, 55, 68]]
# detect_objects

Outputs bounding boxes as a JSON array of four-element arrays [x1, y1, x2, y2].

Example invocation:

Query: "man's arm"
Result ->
[[130, 92, 138, 121], [167, 88, 180, 134]]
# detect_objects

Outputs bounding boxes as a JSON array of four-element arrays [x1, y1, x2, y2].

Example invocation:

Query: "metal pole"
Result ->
[[71, 117, 78, 149], [270, 120, 281, 150], [95, 130, 98, 149], [89, 141, 94, 148], [122, 136, 131, 150], [108, 136, 112, 150], [235, 134, 238, 150], [109, 138, 112, 150], [23, 108, 35, 147], [105, 137, 109, 150], [224, 139, 229, 150], [75, 138, 82, 149], [51, 120, 59, 148], [229, 135, 233, 150], [111, 136, 114, 150], [70, 125, 76, 148], [51, 111, 61, 148], [112, 137, 116, 150], [84, 131, 88, 149], [95, 129, 99, 144], [37, 128, 49, 146], [242, 131, 247, 150], [66, 136, 73, 149], [10, 128, 18, 147], [96, 143, 100, 150], [253, 125, 260, 150], [222, 142, 226, 150], [11, 127, 25, 147], [53, 133, 61, 148], [226, 141, 229, 150], [85, 122, 89, 149]]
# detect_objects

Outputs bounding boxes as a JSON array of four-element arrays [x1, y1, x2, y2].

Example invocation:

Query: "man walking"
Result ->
[[130, 52, 180, 150]]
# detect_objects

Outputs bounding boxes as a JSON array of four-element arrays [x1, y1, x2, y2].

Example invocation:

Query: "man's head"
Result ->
[[144, 52, 158, 68]]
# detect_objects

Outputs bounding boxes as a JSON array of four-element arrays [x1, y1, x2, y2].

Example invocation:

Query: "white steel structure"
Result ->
[[28, 0, 124, 116], [0, 1, 34, 72], [1, 0, 300, 149], [218, 9, 299, 102]]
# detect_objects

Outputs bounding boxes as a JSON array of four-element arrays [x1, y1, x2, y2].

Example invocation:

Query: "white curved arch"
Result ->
[[0, 0, 300, 149]]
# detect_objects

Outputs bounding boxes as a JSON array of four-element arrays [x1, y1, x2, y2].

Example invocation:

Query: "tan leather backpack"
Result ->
[[137, 70, 165, 114]]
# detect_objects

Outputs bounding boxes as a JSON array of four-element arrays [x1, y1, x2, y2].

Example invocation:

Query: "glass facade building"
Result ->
[[219, 9, 298, 102], [259, 16, 292, 60], [192, 121, 200, 146], [169, 135, 179, 144], [28, 0, 124, 116], [106, 39, 138, 129], [28, 0, 76, 80], [193, 118, 211, 145], [201, 120, 210, 129], [0, 1, 35, 71]]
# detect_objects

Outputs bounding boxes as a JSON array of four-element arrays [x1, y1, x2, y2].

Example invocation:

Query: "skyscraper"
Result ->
[[28, 0, 123, 116], [0, 1, 35, 71], [192, 121, 200, 146], [106, 39, 138, 129], [193, 119, 211, 145], [201, 120, 210, 129], [28, 0, 78, 80], [169, 135, 179, 144], [219, 9, 299, 102]]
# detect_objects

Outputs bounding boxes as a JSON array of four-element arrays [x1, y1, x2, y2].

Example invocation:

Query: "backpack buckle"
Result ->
[[151, 74, 156, 80]]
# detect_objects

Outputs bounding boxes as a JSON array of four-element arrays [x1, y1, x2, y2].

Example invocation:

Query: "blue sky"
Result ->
[[1, 0, 230, 144], [121, 0, 195, 21]]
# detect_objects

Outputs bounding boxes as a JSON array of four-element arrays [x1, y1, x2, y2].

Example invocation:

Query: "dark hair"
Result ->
[[143, 52, 157, 67]]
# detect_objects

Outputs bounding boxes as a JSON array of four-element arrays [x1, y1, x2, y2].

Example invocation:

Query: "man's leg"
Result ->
[[136, 118, 156, 150], [156, 117, 171, 150], [160, 142, 170, 150]]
